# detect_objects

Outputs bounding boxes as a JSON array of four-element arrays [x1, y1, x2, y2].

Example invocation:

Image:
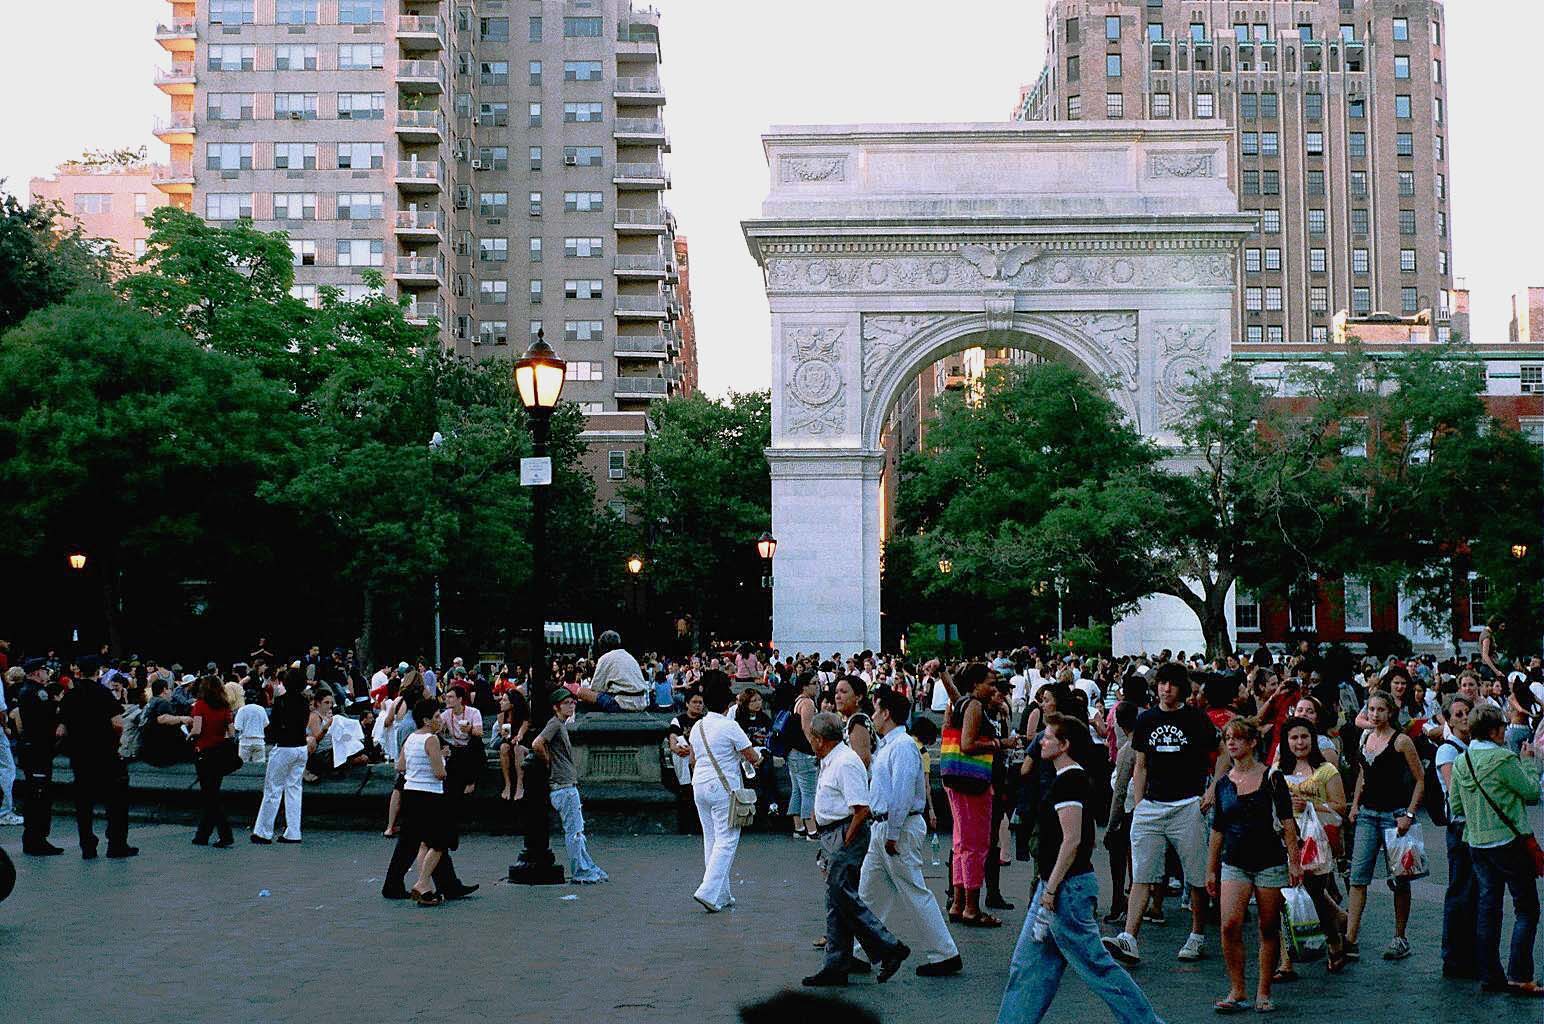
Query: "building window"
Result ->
[[1400, 249, 1417, 273], [1439, 251, 1449, 275], [1305, 131, 1323, 156], [274, 93, 318, 120], [1264, 248, 1281, 271], [1394, 55, 1410, 79], [1311, 326, 1328, 344], [1309, 249, 1326, 274], [1242, 132, 1259, 157], [478, 320, 509, 345], [1518, 418, 1544, 447], [1402, 287, 1419, 314], [1242, 170, 1260, 197], [475, 147, 509, 171], [1396, 133, 1413, 158], [529, 147, 542, 171], [1310, 286, 1328, 313], [1468, 575, 1489, 630], [1343, 577, 1373, 631], [1398, 170, 1415, 196], [479, 280, 508, 305], [564, 191, 604, 212], [529, 103, 542, 127], [1349, 132, 1367, 158], [1342, 420, 1370, 458], [1350, 171, 1368, 198], [1434, 96, 1444, 124], [1308, 209, 1326, 235], [1235, 590, 1260, 631], [1240, 93, 1257, 120], [337, 0, 383, 24], [1261, 209, 1280, 234], [1347, 98, 1365, 120], [564, 236, 603, 258], [529, 191, 542, 215], [1307, 170, 1325, 197], [1106, 54, 1122, 77], [1400, 210, 1417, 235], [1151, 93, 1171, 118], [528, 61, 542, 86], [275, 0, 318, 25], [1433, 58, 1442, 83], [1304, 92, 1323, 120], [209, 0, 255, 25], [564, 60, 604, 81], [1352, 249, 1370, 274], [564, 279, 603, 299], [478, 102, 510, 127], [608, 451, 626, 480], [563, 102, 604, 123], [205, 143, 253, 171], [1245, 287, 1263, 312], [290, 284, 317, 307], [528, 280, 542, 304], [565, 320, 605, 342], [1262, 170, 1279, 195], [1353, 287, 1372, 314], [336, 192, 383, 220], [1352, 208, 1370, 234], [337, 142, 383, 170], [479, 191, 509, 218], [1391, 17, 1409, 42], [1105, 14, 1121, 40], [336, 93, 383, 120], [1394, 94, 1412, 120], [274, 142, 316, 170], [1261, 92, 1278, 118], [73, 193, 112, 215], [1244, 248, 1261, 273], [563, 16, 602, 36], [1066, 95, 1081, 120], [1106, 93, 1123, 118], [134, 193, 148, 216], [1067, 55, 1079, 81], [1265, 287, 1283, 312], [208, 45, 256, 71], [479, 61, 508, 85], [1434, 135, 1445, 161], [1245, 325, 1263, 343], [272, 192, 316, 220], [529, 238, 542, 261], [1267, 325, 1284, 344], [524, 16, 539, 42], [565, 361, 603, 382], [1436, 173, 1446, 200], [205, 193, 251, 220], [337, 44, 383, 70], [335, 238, 383, 268], [1195, 92, 1214, 118], [207, 93, 254, 121], [478, 238, 508, 263], [1288, 588, 1316, 632], [287, 240, 315, 267]]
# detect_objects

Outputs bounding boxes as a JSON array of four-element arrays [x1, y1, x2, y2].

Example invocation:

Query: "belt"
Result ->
[[816, 816, 853, 834], [871, 810, 924, 823]]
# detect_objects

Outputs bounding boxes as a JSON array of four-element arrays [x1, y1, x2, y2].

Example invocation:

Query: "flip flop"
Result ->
[[1255, 1001, 1277, 1014], [948, 910, 965, 923], [959, 913, 1003, 928], [1271, 968, 1299, 982], [1213, 999, 1252, 1014]]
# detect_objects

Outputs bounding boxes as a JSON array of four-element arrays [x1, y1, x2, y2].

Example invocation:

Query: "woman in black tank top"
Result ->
[[1345, 691, 1425, 961]]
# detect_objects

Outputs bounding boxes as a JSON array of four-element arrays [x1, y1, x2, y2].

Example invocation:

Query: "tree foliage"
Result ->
[[0, 188, 116, 332]]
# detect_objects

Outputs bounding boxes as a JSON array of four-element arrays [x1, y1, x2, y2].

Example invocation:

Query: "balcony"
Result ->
[[616, 32, 661, 64], [395, 108, 445, 144], [612, 376, 670, 399], [395, 14, 444, 50], [155, 19, 196, 52], [614, 335, 669, 359], [393, 255, 442, 285], [394, 209, 443, 239], [1436, 308, 1452, 325], [613, 116, 666, 142], [155, 62, 197, 95], [613, 254, 667, 278], [395, 59, 445, 94], [614, 207, 668, 233], [151, 161, 196, 194], [404, 300, 443, 325], [394, 159, 443, 193], [152, 113, 197, 142], [614, 294, 668, 320], [613, 162, 668, 189], [613, 76, 664, 104]]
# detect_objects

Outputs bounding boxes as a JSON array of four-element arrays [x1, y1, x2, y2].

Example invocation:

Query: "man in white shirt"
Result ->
[[804, 712, 910, 987], [859, 689, 962, 977], [576, 630, 650, 712]]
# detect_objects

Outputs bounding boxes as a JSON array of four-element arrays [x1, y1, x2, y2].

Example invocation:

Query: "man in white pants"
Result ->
[[859, 688, 963, 976]]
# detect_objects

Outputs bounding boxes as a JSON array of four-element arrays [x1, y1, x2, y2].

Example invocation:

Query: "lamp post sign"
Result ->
[[519, 457, 552, 487]]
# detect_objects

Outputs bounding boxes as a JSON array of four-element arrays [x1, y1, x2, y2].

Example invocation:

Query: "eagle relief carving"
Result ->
[[959, 243, 1043, 282]]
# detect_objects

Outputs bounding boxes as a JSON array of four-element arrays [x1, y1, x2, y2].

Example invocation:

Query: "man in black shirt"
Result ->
[[16, 658, 63, 856], [1104, 661, 1221, 966], [997, 713, 1161, 1024], [58, 657, 135, 859]]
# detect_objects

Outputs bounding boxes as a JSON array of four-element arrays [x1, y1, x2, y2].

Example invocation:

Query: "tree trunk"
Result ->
[[1166, 575, 1234, 661], [359, 585, 378, 670], [100, 565, 124, 658]]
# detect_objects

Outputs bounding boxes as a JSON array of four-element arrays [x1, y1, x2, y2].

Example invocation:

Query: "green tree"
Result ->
[[622, 390, 771, 644], [0, 290, 296, 652], [0, 187, 116, 331]]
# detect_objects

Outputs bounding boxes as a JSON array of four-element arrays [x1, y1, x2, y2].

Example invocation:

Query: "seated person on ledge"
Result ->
[[574, 631, 651, 712]]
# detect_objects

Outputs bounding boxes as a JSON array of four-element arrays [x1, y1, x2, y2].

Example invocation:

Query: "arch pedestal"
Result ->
[[744, 123, 1255, 656]]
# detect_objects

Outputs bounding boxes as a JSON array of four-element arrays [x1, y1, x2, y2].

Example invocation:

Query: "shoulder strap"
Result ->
[[1462, 750, 1526, 839], [693, 720, 735, 792]]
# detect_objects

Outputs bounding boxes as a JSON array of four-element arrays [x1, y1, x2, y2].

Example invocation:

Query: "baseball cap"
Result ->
[[21, 657, 47, 673], [550, 687, 575, 705], [397, 661, 411, 672]]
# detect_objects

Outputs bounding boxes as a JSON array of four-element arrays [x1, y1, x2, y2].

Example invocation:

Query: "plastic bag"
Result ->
[[1297, 803, 1333, 876], [1282, 885, 1325, 961], [1383, 823, 1430, 881]]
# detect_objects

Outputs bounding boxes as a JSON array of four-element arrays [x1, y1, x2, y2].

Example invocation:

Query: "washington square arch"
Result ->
[[741, 122, 1256, 657]]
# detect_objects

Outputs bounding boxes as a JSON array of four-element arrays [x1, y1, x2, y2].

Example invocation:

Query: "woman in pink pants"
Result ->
[[942, 664, 1021, 928]]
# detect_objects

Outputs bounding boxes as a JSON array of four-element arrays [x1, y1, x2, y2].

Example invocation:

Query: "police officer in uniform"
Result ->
[[59, 656, 136, 859], [17, 657, 63, 856]]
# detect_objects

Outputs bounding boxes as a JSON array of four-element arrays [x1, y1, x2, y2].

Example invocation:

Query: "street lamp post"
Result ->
[[509, 331, 567, 887], [756, 532, 776, 645], [1054, 575, 1067, 643], [428, 432, 445, 670], [67, 550, 87, 651]]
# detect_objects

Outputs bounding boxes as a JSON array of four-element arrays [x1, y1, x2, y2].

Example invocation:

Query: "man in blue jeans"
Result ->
[[999, 713, 1162, 1024]]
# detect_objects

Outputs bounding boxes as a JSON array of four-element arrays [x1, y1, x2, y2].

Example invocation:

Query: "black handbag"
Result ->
[[200, 739, 243, 778]]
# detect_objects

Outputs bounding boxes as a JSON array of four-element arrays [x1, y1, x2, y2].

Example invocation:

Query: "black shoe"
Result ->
[[877, 943, 912, 983], [250, 834, 272, 845], [1444, 963, 1479, 980], [105, 846, 139, 859], [382, 886, 411, 900], [801, 969, 849, 988], [1103, 907, 1129, 925], [81, 844, 99, 860], [212, 838, 234, 849], [916, 954, 964, 977], [191, 836, 210, 846], [440, 883, 480, 900], [24, 842, 64, 857], [276, 837, 302, 845], [985, 893, 1015, 911], [842, 957, 872, 975]]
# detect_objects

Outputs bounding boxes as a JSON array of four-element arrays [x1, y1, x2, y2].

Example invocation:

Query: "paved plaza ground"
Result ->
[[3, 810, 1542, 1024]]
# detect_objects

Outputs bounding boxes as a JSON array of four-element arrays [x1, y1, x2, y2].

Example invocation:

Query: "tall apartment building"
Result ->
[[1511, 287, 1544, 344], [1014, 0, 1465, 348], [152, 0, 688, 419], [29, 163, 171, 260]]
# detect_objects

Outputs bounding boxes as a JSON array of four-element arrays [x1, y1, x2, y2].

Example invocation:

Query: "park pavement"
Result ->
[[2, 811, 1541, 1024]]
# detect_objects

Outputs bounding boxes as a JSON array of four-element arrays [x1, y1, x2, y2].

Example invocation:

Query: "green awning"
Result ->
[[544, 622, 594, 648]]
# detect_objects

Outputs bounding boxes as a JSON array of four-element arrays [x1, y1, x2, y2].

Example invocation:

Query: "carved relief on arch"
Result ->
[[784, 325, 848, 436], [1152, 323, 1219, 427], [764, 252, 1230, 294]]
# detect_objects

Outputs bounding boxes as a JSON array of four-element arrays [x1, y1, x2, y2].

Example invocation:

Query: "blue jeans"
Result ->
[[550, 785, 607, 883], [0, 734, 16, 816], [1349, 809, 1410, 887], [997, 872, 1164, 1024], [786, 750, 818, 819], [1472, 838, 1540, 986], [1442, 821, 1478, 974]]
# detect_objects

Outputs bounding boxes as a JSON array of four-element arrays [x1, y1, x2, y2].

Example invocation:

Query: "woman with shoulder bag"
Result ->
[[942, 664, 1020, 928], [190, 675, 237, 848], [689, 671, 760, 913]]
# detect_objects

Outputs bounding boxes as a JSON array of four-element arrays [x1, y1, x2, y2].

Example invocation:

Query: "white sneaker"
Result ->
[[1177, 933, 1206, 961], [0, 812, 23, 826], [1102, 932, 1141, 965]]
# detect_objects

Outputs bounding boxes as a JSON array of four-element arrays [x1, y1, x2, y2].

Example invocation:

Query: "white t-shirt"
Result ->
[[1434, 735, 1468, 822], [929, 676, 950, 712], [813, 742, 871, 826], [688, 711, 752, 789], [233, 703, 269, 743]]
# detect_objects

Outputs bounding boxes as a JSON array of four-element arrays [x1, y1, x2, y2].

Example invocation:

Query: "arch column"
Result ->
[[767, 446, 885, 656]]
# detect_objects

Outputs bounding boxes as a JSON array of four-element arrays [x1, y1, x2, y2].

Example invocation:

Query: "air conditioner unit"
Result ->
[[529, 205, 541, 216], [288, 111, 305, 120], [564, 155, 578, 166], [470, 159, 485, 170]]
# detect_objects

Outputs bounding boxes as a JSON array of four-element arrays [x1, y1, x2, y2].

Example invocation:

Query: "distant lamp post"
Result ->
[[428, 432, 445, 670], [509, 330, 566, 887], [1054, 575, 1068, 642], [756, 532, 777, 644], [627, 554, 645, 575], [938, 558, 953, 575], [1513, 543, 1529, 560], [67, 550, 87, 572], [756, 532, 778, 562]]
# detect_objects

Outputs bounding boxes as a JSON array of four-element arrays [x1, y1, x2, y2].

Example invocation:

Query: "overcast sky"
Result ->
[[3, 1, 1540, 395]]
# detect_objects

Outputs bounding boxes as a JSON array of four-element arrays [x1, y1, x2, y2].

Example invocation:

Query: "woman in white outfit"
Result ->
[[689, 671, 761, 912]]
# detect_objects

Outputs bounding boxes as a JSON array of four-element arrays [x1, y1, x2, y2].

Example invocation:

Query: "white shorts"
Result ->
[[1129, 796, 1207, 887]]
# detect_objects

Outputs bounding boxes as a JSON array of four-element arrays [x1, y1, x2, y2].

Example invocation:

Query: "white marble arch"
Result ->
[[742, 122, 1255, 657]]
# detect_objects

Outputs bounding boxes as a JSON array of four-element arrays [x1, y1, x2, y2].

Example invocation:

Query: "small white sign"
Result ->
[[520, 456, 553, 486]]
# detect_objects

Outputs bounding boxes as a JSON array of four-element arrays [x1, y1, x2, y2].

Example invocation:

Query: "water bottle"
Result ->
[[929, 833, 941, 866]]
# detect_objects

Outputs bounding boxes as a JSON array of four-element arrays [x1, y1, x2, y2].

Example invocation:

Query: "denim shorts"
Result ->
[[1220, 861, 1290, 888], [1349, 809, 1409, 887]]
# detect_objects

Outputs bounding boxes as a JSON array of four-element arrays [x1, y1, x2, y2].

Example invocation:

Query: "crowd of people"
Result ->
[[4, 631, 1544, 1018]]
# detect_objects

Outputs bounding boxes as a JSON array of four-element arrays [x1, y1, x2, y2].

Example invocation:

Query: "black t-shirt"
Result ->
[[140, 695, 190, 764], [1212, 769, 1295, 871], [1133, 704, 1218, 802], [268, 690, 311, 747], [17, 681, 58, 748], [59, 682, 122, 763], [1036, 765, 1096, 882]]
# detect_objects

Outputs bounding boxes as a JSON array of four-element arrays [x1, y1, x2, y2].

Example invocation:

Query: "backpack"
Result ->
[[1426, 738, 1461, 827], [117, 704, 146, 761], [773, 700, 812, 756]]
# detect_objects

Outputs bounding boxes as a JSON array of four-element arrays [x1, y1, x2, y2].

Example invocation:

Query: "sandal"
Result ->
[[410, 889, 443, 907], [1213, 999, 1252, 1014], [948, 910, 965, 923], [959, 913, 1003, 928], [1254, 1001, 1277, 1014], [1326, 951, 1349, 975], [1271, 968, 1299, 983]]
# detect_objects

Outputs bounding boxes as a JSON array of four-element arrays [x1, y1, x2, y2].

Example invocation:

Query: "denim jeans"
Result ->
[[786, 750, 818, 819], [1442, 821, 1478, 974], [997, 872, 1164, 1024], [1472, 838, 1540, 986], [550, 785, 607, 883], [0, 734, 16, 816]]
